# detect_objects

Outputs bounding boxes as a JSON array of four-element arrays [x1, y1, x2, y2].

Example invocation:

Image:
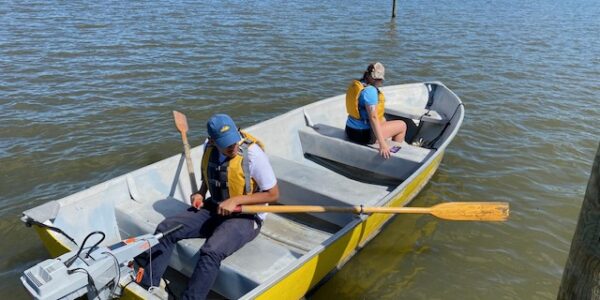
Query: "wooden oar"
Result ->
[[173, 110, 198, 195], [237, 202, 509, 221]]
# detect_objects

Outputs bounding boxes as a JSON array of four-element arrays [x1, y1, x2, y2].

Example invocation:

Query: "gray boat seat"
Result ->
[[298, 124, 432, 180], [268, 155, 390, 227], [115, 198, 300, 299], [385, 106, 446, 124]]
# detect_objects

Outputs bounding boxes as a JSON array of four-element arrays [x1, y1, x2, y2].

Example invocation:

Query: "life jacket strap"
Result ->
[[240, 142, 252, 195]]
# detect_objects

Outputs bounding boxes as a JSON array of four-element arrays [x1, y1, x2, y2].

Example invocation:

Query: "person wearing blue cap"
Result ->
[[139, 114, 279, 299]]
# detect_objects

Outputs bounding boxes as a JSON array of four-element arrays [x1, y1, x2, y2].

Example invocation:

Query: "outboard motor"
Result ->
[[21, 225, 182, 300]]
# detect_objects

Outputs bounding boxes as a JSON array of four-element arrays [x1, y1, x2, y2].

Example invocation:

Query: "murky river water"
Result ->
[[1, 0, 599, 298]]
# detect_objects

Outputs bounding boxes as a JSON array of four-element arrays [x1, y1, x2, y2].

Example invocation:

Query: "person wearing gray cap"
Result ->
[[139, 114, 279, 299], [345, 62, 407, 159]]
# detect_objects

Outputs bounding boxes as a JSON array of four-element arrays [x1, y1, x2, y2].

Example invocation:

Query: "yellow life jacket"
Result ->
[[200, 130, 264, 202], [345, 80, 386, 122]]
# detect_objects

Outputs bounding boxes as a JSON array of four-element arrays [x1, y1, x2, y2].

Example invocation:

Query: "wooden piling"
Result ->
[[392, 0, 397, 19], [558, 142, 600, 299]]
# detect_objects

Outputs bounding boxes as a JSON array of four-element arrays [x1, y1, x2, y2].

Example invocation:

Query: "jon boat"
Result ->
[[22, 81, 464, 299]]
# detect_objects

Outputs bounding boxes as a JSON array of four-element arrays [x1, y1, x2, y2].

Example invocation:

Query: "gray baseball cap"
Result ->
[[370, 62, 385, 80]]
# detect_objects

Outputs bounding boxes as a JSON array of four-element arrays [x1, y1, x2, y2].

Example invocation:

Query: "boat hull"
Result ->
[[23, 81, 463, 299]]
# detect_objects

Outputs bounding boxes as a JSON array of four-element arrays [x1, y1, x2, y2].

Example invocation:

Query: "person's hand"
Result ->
[[190, 193, 204, 209], [379, 143, 391, 159], [218, 197, 239, 216]]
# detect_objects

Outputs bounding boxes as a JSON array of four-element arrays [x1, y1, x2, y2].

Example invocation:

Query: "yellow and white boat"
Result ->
[[21, 81, 464, 299]]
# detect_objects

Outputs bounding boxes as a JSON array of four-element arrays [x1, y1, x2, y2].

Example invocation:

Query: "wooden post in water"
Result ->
[[392, 0, 397, 19], [558, 142, 600, 299]]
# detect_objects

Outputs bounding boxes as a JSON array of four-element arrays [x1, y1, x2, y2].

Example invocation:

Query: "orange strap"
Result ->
[[135, 267, 145, 283]]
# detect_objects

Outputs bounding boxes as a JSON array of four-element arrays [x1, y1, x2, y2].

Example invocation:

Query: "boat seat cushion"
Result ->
[[115, 198, 300, 299], [298, 124, 432, 180]]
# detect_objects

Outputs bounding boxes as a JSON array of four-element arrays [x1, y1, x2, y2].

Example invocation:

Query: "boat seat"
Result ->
[[385, 105, 446, 124], [298, 124, 432, 180], [115, 198, 300, 299], [269, 155, 390, 227]]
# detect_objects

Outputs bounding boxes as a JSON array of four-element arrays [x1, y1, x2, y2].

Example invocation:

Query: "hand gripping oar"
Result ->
[[237, 202, 509, 221], [173, 110, 198, 195]]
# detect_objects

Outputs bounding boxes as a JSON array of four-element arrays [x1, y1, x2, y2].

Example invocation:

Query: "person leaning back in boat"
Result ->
[[345, 62, 406, 159], [138, 114, 279, 300]]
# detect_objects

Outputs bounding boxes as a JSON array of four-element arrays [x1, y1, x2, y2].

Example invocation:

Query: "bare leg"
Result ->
[[380, 120, 406, 142]]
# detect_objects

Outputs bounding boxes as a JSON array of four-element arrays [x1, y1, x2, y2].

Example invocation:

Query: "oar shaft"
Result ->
[[173, 110, 198, 196], [181, 133, 198, 192], [240, 205, 431, 214], [363, 207, 431, 214], [239, 202, 509, 222], [241, 205, 357, 214]]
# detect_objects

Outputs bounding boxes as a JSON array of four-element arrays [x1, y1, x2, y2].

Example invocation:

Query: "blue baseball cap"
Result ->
[[206, 114, 242, 149]]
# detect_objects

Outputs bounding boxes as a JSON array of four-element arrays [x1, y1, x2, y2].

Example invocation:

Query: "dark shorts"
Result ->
[[345, 125, 374, 144]]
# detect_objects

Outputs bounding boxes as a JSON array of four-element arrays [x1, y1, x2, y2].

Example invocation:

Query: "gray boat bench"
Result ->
[[385, 105, 447, 124], [268, 155, 390, 227], [115, 198, 302, 299], [298, 124, 433, 181]]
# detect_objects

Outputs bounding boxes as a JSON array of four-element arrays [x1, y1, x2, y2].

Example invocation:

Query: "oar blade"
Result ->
[[430, 202, 509, 221], [173, 110, 189, 133]]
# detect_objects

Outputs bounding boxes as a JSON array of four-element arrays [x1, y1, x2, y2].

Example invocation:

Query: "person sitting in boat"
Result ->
[[345, 62, 407, 159], [139, 113, 279, 299]]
